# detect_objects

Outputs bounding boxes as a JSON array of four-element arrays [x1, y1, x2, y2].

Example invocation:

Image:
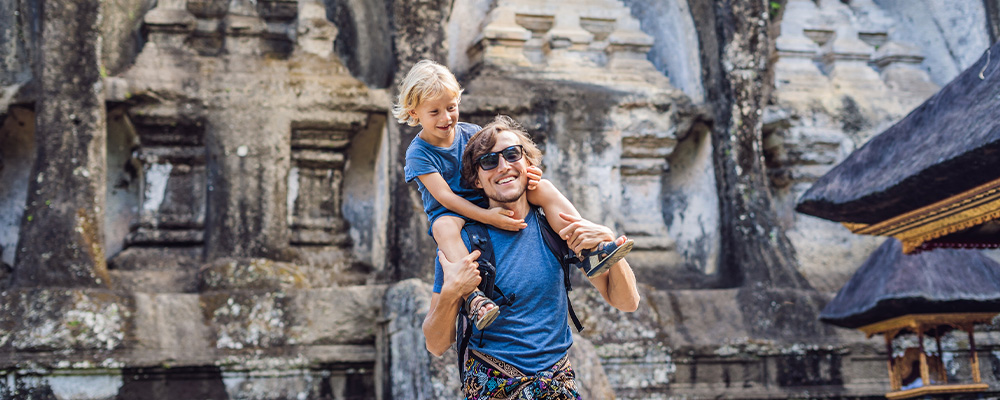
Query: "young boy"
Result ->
[[393, 60, 632, 330]]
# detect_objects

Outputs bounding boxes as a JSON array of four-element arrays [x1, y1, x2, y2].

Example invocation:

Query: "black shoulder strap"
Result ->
[[465, 222, 493, 268], [457, 222, 495, 383], [465, 222, 497, 300], [534, 208, 585, 333], [458, 312, 473, 383]]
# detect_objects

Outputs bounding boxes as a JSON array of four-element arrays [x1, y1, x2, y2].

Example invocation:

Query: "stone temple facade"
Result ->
[[0, 0, 998, 399]]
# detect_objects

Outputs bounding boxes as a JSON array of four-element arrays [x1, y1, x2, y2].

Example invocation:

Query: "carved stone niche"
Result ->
[[0, 106, 35, 268], [619, 111, 678, 263], [182, 0, 294, 58], [256, 0, 298, 57], [105, 108, 142, 260], [257, 0, 297, 21], [126, 113, 207, 247], [287, 122, 355, 247]]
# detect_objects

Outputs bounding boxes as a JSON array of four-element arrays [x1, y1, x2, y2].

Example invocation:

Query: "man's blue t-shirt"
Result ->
[[403, 122, 486, 234], [433, 209, 574, 375]]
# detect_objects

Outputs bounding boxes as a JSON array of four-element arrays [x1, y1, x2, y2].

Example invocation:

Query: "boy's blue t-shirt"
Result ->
[[403, 122, 486, 232], [433, 209, 574, 375]]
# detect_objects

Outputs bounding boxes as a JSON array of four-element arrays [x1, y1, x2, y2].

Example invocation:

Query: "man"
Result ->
[[422, 115, 641, 399]]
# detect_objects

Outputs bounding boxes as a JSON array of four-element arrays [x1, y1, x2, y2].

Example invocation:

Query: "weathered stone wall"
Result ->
[[874, 0, 992, 87], [0, 0, 37, 88], [621, 0, 705, 103], [3, 0, 393, 397], [323, 0, 394, 88], [2, 0, 1000, 399], [766, 0, 992, 294]]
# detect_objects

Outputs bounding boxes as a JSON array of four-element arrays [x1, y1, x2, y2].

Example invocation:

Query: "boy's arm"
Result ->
[[524, 166, 581, 234], [525, 177, 580, 233], [417, 172, 527, 231]]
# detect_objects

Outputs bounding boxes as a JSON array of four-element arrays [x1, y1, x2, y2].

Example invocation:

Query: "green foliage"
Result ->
[[769, 1, 782, 19]]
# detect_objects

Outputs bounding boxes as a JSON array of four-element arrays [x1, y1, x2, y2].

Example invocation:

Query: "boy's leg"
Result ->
[[432, 215, 471, 265], [528, 180, 633, 277], [432, 216, 498, 327], [526, 179, 580, 234]]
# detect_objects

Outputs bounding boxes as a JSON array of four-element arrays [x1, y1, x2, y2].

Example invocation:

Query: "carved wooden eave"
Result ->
[[841, 177, 1000, 253], [884, 383, 990, 400], [857, 312, 999, 338]]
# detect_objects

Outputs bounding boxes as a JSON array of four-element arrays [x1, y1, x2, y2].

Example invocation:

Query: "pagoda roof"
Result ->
[[820, 238, 1000, 329]]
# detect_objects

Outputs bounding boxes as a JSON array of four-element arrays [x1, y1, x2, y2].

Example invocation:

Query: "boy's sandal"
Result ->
[[577, 236, 634, 278], [465, 290, 500, 330]]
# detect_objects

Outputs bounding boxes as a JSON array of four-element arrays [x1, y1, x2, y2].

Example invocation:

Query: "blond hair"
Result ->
[[392, 60, 464, 126]]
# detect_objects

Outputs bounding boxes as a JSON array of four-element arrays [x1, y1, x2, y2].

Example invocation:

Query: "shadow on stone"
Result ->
[[117, 366, 228, 400], [0, 376, 58, 400]]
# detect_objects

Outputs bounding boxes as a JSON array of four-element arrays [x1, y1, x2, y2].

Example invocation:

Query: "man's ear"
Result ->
[[474, 176, 482, 189]]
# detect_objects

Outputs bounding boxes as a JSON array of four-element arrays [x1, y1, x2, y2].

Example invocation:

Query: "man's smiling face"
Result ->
[[475, 130, 528, 204]]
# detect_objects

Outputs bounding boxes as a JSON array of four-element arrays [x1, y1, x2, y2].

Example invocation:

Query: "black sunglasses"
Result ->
[[476, 145, 524, 171]]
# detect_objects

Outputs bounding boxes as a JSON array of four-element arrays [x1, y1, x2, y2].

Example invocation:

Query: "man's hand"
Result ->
[[487, 207, 527, 231], [526, 166, 543, 191], [439, 249, 483, 299], [557, 212, 615, 254], [425, 250, 485, 357]]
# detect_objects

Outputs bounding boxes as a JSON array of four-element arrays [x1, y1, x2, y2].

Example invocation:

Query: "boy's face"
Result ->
[[409, 92, 460, 144]]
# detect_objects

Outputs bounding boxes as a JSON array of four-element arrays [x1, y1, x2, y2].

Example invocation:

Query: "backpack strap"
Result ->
[[464, 223, 514, 306], [534, 208, 585, 333], [458, 221, 516, 382], [458, 312, 473, 382]]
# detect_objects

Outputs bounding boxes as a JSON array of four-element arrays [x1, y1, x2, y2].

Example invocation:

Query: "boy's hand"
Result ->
[[488, 207, 527, 231], [557, 212, 615, 254], [526, 166, 543, 191]]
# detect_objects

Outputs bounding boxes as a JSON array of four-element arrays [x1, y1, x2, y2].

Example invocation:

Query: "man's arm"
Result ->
[[423, 293, 461, 356], [587, 257, 640, 312], [422, 250, 483, 356], [557, 213, 640, 312]]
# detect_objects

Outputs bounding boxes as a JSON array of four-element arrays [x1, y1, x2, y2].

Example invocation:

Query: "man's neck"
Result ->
[[490, 198, 531, 221]]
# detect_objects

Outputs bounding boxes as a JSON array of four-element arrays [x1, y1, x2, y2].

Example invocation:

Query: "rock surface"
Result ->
[[0, 0, 998, 399], [13, 0, 111, 288]]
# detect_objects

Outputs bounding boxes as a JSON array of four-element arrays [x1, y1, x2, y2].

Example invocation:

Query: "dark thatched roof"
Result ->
[[797, 41, 1000, 224], [820, 238, 1000, 329]]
